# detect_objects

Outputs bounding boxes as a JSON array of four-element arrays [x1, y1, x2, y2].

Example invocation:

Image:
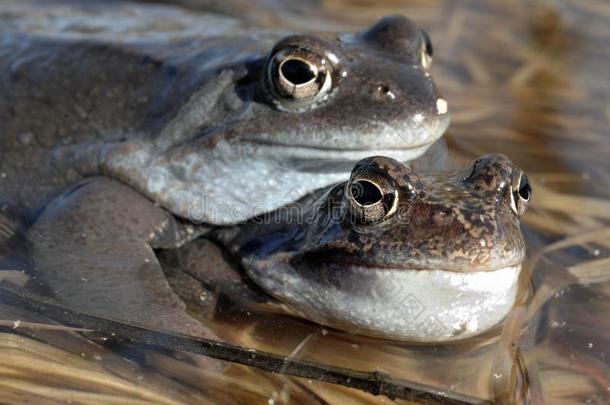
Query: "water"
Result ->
[[0, 0, 609, 404]]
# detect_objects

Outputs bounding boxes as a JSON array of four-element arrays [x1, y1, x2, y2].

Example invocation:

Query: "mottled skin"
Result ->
[[213, 154, 531, 341], [0, 3, 448, 337]]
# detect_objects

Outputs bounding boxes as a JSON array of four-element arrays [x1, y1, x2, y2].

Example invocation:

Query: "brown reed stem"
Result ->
[[0, 285, 489, 405]]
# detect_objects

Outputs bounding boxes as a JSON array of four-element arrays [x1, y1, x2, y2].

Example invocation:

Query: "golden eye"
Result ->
[[419, 30, 433, 69], [510, 172, 531, 216], [347, 178, 397, 224], [268, 47, 332, 103]]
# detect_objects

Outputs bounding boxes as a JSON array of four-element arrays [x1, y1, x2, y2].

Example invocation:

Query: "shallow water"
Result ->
[[0, 0, 609, 404]]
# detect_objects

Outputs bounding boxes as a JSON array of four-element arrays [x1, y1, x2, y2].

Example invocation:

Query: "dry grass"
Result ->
[[0, 0, 609, 404]]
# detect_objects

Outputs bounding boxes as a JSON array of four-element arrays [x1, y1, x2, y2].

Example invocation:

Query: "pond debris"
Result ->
[[0, 285, 489, 405]]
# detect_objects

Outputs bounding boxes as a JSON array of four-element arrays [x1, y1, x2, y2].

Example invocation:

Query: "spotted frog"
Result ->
[[208, 154, 532, 341]]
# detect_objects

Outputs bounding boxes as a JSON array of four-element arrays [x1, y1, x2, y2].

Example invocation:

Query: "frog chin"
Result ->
[[102, 121, 443, 225], [107, 137, 443, 225], [246, 259, 523, 342]]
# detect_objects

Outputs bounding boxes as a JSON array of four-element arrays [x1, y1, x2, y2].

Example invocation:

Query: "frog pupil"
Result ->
[[281, 59, 316, 85], [421, 30, 433, 57], [351, 180, 382, 206], [518, 175, 531, 200]]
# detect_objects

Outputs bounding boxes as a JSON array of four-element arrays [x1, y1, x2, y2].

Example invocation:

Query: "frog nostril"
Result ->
[[376, 85, 396, 100], [351, 180, 382, 206]]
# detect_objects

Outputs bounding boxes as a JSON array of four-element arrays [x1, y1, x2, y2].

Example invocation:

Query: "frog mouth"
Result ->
[[257, 261, 523, 342], [241, 138, 436, 163], [242, 138, 435, 152], [314, 255, 524, 274], [357, 262, 523, 274]]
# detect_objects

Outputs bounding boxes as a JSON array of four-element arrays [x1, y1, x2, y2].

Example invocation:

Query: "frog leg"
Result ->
[[28, 176, 218, 344], [159, 237, 272, 309]]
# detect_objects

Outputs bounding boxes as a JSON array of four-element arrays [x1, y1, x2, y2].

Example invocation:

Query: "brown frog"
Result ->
[[200, 153, 532, 341]]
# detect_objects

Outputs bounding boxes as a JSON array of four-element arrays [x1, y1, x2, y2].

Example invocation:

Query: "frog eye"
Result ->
[[267, 47, 333, 108], [419, 30, 433, 69], [510, 172, 531, 216], [347, 177, 398, 224]]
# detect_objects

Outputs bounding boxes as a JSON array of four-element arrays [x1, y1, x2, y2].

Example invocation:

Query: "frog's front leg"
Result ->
[[28, 177, 217, 342]]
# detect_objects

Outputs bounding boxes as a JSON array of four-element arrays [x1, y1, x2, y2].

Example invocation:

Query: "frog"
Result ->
[[197, 153, 531, 341], [0, 1, 449, 337]]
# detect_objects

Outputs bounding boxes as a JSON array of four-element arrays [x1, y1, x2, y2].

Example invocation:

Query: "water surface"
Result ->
[[0, 0, 609, 404]]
